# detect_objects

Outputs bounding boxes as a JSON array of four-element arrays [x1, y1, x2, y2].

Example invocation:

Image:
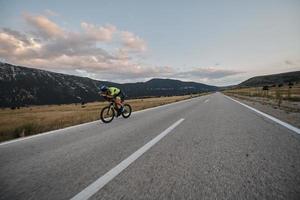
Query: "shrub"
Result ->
[[14, 123, 39, 137], [262, 86, 269, 90], [275, 88, 282, 106]]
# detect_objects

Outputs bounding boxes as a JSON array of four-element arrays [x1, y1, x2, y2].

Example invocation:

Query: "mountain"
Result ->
[[238, 71, 300, 87], [123, 78, 217, 98], [0, 62, 218, 107]]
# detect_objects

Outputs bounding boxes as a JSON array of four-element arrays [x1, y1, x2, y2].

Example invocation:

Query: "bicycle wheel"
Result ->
[[100, 106, 115, 123], [122, 104, 132, 118]]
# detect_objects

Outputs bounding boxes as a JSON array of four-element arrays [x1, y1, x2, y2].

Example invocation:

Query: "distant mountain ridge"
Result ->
[[239, 71, 300, 87], [0, 62, 218, 107]]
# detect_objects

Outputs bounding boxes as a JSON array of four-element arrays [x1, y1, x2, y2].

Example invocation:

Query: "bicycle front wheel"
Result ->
[[100, 106, 115, 123], [122, 104, 132, 118]]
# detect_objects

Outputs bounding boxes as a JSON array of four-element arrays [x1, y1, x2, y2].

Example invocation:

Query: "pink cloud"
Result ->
[[24, 13, 64, 38], [0, 12, 169, 81], [121, 31, 147, 52], [0, 30, 40, 59], [81, 22, 117, 42], [0, 12, 245, 83]]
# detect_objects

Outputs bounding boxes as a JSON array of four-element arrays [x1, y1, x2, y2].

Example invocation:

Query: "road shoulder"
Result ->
[[225, 94, 300, 129]]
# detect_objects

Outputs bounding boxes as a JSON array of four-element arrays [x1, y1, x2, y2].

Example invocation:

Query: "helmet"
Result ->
[[100, 85, 108, 92]]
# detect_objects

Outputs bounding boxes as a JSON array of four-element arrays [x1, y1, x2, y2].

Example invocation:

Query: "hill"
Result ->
[[239, 71, 300, 87], [0, 62, 217, 107]]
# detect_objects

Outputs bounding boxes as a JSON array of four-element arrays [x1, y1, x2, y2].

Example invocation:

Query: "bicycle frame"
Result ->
[[107, 102, 118, 113], [100, 101, 131, 123]]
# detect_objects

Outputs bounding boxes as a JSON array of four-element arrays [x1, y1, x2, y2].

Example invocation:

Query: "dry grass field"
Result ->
[[223, 84, 300, 128], [0, 94, 206, 142], [224, 83, 300, 102], [224, 83, 300, 116]]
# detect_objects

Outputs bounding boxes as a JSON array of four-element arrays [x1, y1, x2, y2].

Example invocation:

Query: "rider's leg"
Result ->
[[115, 97, 124, 116], [115, 97, 123, 108], [120, 93, 126, 112]]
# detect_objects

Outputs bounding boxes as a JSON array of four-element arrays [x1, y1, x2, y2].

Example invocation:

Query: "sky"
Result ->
[[0, 0, 299, 86]]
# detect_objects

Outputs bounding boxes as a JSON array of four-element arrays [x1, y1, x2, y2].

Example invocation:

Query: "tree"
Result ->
[[262, 86, 269, 97], [288, 82, 294, 99], [262, 86, 269, 90]]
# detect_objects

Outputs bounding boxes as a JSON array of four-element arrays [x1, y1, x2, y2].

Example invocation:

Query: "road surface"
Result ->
[[1, 93, 300, 200]]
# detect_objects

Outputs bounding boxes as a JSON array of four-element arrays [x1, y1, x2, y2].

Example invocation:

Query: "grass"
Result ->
[[224, 83, 300, 103], [0, 93, 206, 142]]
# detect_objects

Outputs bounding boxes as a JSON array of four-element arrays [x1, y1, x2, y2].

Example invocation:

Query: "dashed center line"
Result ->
[[70, 118, 185, 200]]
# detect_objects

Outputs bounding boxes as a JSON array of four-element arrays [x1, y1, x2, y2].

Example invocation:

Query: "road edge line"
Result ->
[[70, 118, 185, 200], [224, 94, 300, 135], [0, 95, 203, 146], [0, 120, 101, 146]]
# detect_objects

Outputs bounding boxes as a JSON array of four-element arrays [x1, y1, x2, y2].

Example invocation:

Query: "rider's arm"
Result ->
[[99, 91, 111, 97], [106, 94, 114, 99], [105, 90, 114, 98], [99, 92, 112, 101]]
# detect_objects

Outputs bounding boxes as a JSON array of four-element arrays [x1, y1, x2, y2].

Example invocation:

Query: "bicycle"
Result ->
[[100, 100, 132, 123]]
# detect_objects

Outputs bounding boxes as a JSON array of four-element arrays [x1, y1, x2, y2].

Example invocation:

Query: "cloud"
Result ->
[[0, 13, 168, 82], [81, 22, 117, 42], [174, 67, 243, 79], [24, 13, 65, 39], [100, 65, 173, 79], [0, 29, 41, 59], [0, 12, 242, 84], [1, 28, 31, 45], [284, 59, 300, 66], [121, 31, 147, 52]]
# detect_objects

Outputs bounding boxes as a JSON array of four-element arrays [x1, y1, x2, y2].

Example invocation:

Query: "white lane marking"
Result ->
[[204, 99, 209, 103], [131, 95, 205, 115], [0, 95, 203, 146], [70, 118, 185, 200], [224, 95, 300, 135]]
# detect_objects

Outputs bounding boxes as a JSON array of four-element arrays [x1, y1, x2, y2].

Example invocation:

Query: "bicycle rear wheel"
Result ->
[[122, 104, 132, 118], [100, 106, 115, 123]]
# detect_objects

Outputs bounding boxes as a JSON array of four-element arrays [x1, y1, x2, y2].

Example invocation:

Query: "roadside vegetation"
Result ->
[[0, 93, 206, 142], [224, 83, 300, 128], [224, 82, 300, 107]]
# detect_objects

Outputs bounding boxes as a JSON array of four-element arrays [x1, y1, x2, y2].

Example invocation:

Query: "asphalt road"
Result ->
[[1, 93, 300, 200]]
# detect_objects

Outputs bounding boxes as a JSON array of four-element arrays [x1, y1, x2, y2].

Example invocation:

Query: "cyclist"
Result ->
[[99, 85, 125, 116]]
